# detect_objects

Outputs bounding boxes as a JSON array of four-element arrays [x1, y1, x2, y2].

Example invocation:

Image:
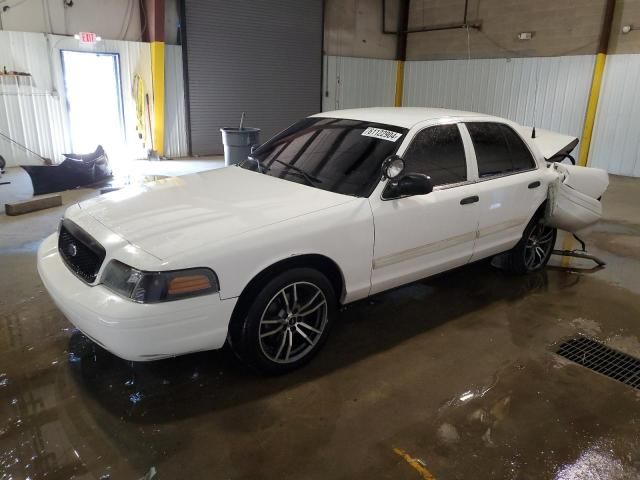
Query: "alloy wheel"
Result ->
[[524, 222, 555, 270], [258, 281, 328, 364]]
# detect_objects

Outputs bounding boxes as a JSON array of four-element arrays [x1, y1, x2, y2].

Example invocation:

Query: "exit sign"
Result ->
[[78, 32, 98, 45]]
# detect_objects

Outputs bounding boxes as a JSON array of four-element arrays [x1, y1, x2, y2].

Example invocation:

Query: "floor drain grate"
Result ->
[[555, 336, 640, 389]]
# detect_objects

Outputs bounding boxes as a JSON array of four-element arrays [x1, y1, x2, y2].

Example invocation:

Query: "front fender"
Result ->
[[173, 199, 375, 304]]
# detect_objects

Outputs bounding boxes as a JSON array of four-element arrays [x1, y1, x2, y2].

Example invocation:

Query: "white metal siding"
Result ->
[[0, 32, 70, 167], [164, 45, 188, 158], [403, 55, 595, 140], [322, 56, 397, 111], [589, 54, 640, 177], [0, 31, 153, 167]]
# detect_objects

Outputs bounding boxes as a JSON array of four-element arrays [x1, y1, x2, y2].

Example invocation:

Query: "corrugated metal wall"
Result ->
[[184, 0, 323, 155], [0, 32, 70, 167], [0, 31, 191, 167], [403, 55, 596, 140], [164, 45, 188, 158], [589, 54, 640, 177], [322, 56, 397, 111]]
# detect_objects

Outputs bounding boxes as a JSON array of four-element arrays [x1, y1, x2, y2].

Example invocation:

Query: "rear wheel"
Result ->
[[229, 268, 336, 374], [506, 217, 557, 274]]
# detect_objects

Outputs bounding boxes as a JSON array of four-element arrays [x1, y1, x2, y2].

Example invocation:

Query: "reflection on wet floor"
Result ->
[[2, 254, 640, 478], [1, 180, 640, 478]]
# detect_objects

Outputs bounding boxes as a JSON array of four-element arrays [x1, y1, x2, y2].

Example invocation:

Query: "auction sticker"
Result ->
[[361, 127, 402, 142]]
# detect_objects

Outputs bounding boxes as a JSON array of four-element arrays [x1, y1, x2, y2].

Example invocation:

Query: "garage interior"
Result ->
[[1, 0, 640, 478]]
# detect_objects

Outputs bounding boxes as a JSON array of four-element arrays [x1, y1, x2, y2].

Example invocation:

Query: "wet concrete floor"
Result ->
[[1, 176, 640, 479]]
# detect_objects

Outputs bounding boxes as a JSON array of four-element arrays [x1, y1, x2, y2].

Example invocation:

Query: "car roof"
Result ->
[[312, 107, 507, 129]]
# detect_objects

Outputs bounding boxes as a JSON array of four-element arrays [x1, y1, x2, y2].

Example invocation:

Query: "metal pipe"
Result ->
[[382, 0, 479, 35], [396, 0, 410, 60], [598, 0, 616, 54], [552, 250, 606, 267], [405, 22, 481, 34]]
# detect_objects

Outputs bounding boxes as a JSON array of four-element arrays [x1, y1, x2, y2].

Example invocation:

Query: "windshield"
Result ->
[[239, 117, 408, 197]]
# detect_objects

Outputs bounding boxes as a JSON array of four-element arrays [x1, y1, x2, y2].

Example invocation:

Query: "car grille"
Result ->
[[58, 220, 106, 283]]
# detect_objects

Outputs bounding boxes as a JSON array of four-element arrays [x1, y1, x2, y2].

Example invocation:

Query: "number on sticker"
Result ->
[[361, 127, 402, 142]]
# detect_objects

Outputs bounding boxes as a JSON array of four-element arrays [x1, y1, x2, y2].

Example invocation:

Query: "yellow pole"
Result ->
[[578, 52, 606, 167], [561, 52, 607, 266], [394, 60, 405, 107], [150, 41, 165, 156]]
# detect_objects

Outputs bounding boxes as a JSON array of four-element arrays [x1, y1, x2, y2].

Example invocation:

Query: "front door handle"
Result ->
[[460, 195, 479, 205], [528, 181, 541, 189]]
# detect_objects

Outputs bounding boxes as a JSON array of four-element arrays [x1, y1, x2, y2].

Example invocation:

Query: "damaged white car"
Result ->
[[37, 107, 608, 373]]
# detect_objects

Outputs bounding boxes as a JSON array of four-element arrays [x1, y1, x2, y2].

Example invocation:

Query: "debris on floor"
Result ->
[[5, 193, 62, 215]]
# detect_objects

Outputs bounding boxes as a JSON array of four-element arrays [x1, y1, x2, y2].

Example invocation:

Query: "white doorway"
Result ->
[[61, 50, 126, 170]]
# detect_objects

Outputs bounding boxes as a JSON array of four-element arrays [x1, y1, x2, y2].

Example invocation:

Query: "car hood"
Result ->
[[78, 167, 355, 260]]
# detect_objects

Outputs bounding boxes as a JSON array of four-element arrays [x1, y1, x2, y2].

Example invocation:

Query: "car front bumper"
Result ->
[[37, 233, 237, 361]]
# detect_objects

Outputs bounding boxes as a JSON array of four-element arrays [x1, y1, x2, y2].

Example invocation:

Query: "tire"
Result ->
[[505, 216, 557, 275], [229, 268, 336, 374]]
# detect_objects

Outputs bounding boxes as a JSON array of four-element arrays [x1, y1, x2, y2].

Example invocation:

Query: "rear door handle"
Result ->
[[460, 195, 479, 205], [528, 181, 541, 189]]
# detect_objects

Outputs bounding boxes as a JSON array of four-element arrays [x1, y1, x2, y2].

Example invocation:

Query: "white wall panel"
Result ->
[[589, 54, 640, 177], [164, 45, 189, 158], [0, 32, 70, 167], [322, 56, 397, 111], [403, 55, 595, 140], [0, 31, 153, 167]]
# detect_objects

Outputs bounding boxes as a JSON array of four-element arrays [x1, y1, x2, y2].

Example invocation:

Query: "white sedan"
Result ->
[[37, 108, 608, 373]]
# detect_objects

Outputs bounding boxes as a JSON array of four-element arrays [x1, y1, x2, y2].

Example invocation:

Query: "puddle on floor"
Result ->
[[1, 214, 639, 478]]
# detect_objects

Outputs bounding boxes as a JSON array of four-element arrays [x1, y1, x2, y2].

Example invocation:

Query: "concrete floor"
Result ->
[[1, 172, 640, 479]]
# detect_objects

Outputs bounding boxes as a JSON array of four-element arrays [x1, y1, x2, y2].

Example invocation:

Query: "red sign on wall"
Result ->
[[78, 32, 97, 45]]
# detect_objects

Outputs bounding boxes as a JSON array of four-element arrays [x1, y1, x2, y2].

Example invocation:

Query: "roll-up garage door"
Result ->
[[183, 0, 323, 155]]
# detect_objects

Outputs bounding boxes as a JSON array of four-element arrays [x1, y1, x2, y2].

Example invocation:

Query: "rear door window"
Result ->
[[465, 122, 536, 177], [402, 124, 467, 186]]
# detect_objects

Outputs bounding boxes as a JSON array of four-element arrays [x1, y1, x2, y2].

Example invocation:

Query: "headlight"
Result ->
[[101, 260, 219, 303]]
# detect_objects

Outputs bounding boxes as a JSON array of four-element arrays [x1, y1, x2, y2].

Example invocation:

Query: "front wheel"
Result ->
[[505, 217, 557, 274], [229, 268, 336, 374]]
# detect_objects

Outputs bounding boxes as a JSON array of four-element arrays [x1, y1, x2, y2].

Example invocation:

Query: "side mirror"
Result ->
[[395, 173, 433, 197], [381, 155, 405, 179]]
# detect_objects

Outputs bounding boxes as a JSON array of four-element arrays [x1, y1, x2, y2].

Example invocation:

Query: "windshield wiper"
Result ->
[[248, 156, 322, 187], [270, 159, 322, 187]]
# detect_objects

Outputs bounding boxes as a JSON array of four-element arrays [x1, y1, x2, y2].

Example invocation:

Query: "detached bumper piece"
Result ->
[[22, 145, 112, 195]]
